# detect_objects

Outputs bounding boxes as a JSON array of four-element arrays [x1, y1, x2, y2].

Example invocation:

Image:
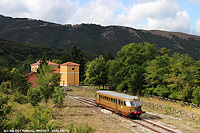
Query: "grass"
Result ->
[[4, 86, 200, 132], [140, 96, 200, 115]]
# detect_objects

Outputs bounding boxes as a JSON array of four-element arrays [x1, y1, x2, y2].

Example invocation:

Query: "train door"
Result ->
[[98, 94, 100, 104], [96, 94, 100, 104], [116, 99, 118, 111]]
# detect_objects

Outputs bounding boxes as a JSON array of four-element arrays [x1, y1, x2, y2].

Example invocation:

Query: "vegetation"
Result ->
[[0, 62, 94, 132], [84, 55, 108, 89], [1, 15, 200, 60], [52, 87, 65, 108], [85, 42, 200, 105], [107, 42, 159, 92]]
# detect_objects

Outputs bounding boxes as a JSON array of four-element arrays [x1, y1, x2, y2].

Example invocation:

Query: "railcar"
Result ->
[[95, 91, 142, 117]]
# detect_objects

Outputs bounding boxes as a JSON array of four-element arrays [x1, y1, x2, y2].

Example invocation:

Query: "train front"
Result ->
[[125, 99, 142, 117]]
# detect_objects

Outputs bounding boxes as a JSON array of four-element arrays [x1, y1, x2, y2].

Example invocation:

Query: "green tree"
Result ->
[[12, 111, 27, 130], [36, 64, 61, 105], [0, 82, 10, 94], [20, 54, 34, 72], [28, 106, 53, 130], [105, 51, 114, 62], [144, 52, 200, 102], [52, 59, 62, 64], [165, 53, 200, 101], [70, 45, 85, 82], [107, 42, 159, 92], [84, 55, 108, 89], [27, 86, 42, 106], [144, 54, 171, 97], [0, 67, 10, 84], [0, 95, 12, 132], [192, 86, 200, 104], [10, 68, 29, 95], [52, 87, 65, 108]]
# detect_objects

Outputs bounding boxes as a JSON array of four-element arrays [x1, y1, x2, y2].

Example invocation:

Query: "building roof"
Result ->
[[96, 91, 139, 100], [31, 62, 40, 66], [46, 61, 59, 66], [60, 62, 80, 66], [31, 60, 59, 66]]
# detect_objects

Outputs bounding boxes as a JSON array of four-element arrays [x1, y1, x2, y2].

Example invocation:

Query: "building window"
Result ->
[[72, 68, 74, 70]]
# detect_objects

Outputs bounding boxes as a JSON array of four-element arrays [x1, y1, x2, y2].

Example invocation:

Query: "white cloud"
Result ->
[[114, 0, 191, 33], [195, 20, 200, 34], [189, 0, 200, 4], [67, 0, 123, 25], [0, 0, 29, 16], [147, 11, 190, 32], [0, 0, 79, 23]]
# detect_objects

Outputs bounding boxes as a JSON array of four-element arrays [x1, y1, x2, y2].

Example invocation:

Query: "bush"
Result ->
[[0, 82, 10, 94], [0, 95, 12, 132], [12, 92, 28, 104], [75, 123, 94, 133], [12, 111, 27, 129], [192, 86, 200, 105], [27, 87, 42, 106], [28, 105, 54, 130], [52, 87, 65, 108], [68, 123, 94, 133]]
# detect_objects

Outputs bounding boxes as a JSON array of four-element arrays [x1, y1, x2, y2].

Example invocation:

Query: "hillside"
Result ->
[[1, 15, 200, 59], [0, 38, 68, 69]]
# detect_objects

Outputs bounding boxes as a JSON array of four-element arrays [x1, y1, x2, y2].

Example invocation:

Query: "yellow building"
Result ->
[[60, 62, 80, 86], [31, 60, 59, 72], [30, 61, 79, 86]]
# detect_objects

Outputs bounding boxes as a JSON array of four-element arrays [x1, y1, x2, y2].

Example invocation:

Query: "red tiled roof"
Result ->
[[31, 61, 59, 66], [46, 61, 59, 66], [60, 62, 80, 66], [31, 62, 40, 66]]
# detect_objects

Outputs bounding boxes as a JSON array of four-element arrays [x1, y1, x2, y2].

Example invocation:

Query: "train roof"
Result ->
[[96, 91, 139, 100]]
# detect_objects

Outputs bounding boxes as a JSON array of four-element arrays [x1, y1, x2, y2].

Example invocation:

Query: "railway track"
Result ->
[[67, 93, 178, 133]]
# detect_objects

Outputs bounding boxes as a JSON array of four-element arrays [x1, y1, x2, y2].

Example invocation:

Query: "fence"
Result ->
[[125, 91, 200, 109], [141, 100, 200, 120]]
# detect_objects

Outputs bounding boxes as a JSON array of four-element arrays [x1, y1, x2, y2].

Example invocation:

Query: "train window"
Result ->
[[126, 101, 131, 107], [118, 100, 121, 105], [106, 97, 108, 101], [120, 101, 123, 105], [97, 94, 99, 98], [111, 98, 113, 102], [123, 101, 126, 106], [108, 98, 110, 101], [130, 101, 136, 106], [135, 100, 141, 106]]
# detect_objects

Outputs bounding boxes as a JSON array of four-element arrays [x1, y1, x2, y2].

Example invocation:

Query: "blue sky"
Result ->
[[0, 0, 200, 35]]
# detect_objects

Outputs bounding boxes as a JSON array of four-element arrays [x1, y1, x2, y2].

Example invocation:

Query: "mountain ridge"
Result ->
[[1, 14, 200, 60]]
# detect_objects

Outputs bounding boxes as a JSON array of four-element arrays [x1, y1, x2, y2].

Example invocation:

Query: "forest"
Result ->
[[1, 40, 200, 131], [85, 42, 200, 105]]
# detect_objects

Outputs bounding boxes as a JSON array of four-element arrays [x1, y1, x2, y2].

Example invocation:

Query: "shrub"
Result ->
[[27, 87, 42, 106], [52, 87, 65, 108], [12, 111, 27, 129]]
